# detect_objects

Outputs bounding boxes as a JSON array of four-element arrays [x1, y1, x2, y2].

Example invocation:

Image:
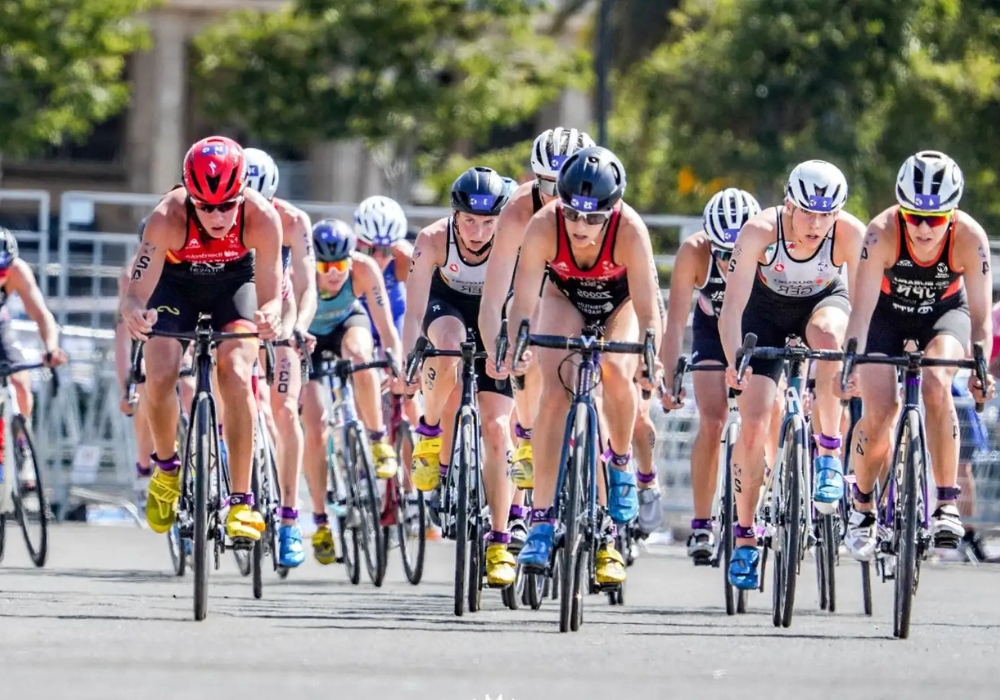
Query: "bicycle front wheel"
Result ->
[[11, 414, 48, 567], [191, 395, 218, 621], [773, 418, 804, 629], [347, 426, 385, 587], [894, 410, 922, 640], [560, 403, 588, 633]]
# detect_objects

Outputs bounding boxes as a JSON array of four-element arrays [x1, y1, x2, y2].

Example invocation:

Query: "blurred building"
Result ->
[[1, 0, 592, 229]]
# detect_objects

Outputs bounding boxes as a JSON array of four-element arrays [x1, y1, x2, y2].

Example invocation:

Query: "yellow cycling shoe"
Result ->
[[411, 435, 443, 492], [486, 543, 517, 587], [226, 503, 266, 542], [595, 543, 627, 585], [372, 439, 399, 480], [510, 438, 534, 489], [146, 466, 181, 534], [312, 524, 337, 565]]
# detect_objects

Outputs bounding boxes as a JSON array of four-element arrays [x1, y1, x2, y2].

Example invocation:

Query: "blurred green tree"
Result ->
[[0, 0, 151, 162], [193, 0, 584, 199]]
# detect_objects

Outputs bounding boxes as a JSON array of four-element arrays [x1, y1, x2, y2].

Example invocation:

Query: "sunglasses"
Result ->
[[563, 206, 612, 226], [712, 248, 733, 263], [191, 197, 242, 214], [316, 259, 350, 275], [900, 207, 952, 228], [358, 243, 394, 257], [536, 177, 558, 197]]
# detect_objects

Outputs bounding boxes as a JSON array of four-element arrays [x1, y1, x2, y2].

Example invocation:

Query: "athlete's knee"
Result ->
[[921, 369, 955, 413], [697, 404, 726, 441], [481, 410, 512, 451], [216, 349, 254, 390], [806, 322, 842, 351], [739, 411, 772, 450]]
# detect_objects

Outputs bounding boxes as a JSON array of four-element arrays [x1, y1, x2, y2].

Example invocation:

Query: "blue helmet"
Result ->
[[500, 177, 518, 200], [312, 219, 356, 262], [0, 228, 18, 270]]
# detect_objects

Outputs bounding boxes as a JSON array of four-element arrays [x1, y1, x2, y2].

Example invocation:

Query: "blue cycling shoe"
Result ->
[[278, 525, 306, 568], [608, 467, 639, 524], [517, 523, 554, 570], [813, 455, 844, 515], [728, 545, 760, 590]]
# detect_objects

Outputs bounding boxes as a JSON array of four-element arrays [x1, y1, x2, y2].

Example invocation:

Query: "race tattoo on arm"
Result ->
[[130, 243, 156, 281], [861, 230, 877, 260], [728, 244, 741, 273]]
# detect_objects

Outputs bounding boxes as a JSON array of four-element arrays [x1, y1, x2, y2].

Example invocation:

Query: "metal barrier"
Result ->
[[0, 189, 52, 298], [7, 318, 141, 524]]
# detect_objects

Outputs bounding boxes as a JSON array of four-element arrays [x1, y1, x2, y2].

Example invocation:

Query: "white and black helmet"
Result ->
[[895, 150, 964, 212], [703, 188, 761, 250], [243, 148, 280, 201], [785, 160, 848, 213], [530, 127, 596, 179], [354, 195, 407, 246]]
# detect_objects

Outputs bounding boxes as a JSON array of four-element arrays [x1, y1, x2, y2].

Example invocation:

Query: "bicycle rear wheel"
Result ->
[[560, 403, 587, 633], [348, 426, 385, 587], [10, 414, 48, 567], [894, 410, 922, 640], [773, 418, 804, 629]]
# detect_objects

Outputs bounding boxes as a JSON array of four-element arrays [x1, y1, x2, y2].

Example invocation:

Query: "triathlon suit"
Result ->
[[691, 240, 728, 365], [148, 198, 257, 334], [0, 280, 25, 365], [423, 217, 511, 396], [306, 257, 369, 377], [545, 202, 629, 331], [741, 207, 850, 381], [365, 255, 406, 349], [866, 207, 969, 354]]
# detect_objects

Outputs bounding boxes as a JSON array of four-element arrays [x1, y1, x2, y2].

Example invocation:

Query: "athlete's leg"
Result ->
[[480, 390, 517, 586], [142, 336, 184, 533], [300, 375, 337, 564], [686, 364, 726, 557]]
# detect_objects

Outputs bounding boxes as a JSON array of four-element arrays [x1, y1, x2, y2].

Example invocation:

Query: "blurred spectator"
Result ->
[[953, 375, 990, 562], [989, 301, 1000, 378]]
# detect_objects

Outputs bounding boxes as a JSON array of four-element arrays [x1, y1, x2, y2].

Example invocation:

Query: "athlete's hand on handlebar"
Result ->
[[123, 305, 158, 341], [635, 356, 664, 394], [836, 369, 861, 400], [484, 349, 509, 381], [725, 364, 751, 391], [968, 370, 995, 405], [43, 348, 68, 368], [254, 309, 281, 341], [660, 387, 685, 410]]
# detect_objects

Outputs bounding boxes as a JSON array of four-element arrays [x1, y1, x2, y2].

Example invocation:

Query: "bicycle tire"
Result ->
[[330, 443, 361, 585], [11, 414, 47, 567], [251, 431, 264, 599], [454, 411, 472, 617], [773, 418, 804, 629], [721, 423, 737, 615], [818, 513, 837, 613], [894, 410, 921, 640], [191, 395, 216, 621], [0, 513, 5, 564], [560, 403, 587, 633], [348, 426, 385, 587], [570, 538, 588, 631], [467, 464, 485, 614], [393, 423, 426, 585]]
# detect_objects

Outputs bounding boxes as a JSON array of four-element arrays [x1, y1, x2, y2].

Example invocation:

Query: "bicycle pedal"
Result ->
[[229, 537, 255, 551], [692, 553, 713, 567], [520, 562, 549, 577], [932, 533, 961, 550]]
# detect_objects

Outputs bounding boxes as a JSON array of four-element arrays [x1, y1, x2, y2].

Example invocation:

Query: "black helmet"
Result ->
[[450, 166, 509, 216], [0, 228, 19, 269], [556, 146, 626, 213]]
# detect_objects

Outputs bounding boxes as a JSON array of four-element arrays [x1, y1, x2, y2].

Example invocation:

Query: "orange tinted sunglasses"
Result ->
[[316, 259, 349, 274], [900, 207, 952, 228]]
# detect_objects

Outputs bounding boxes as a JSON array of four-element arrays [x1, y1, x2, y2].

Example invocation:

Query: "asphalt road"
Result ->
[[0, 524, 998, 700]]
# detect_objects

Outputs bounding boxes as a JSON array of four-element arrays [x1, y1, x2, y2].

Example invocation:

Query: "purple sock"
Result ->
[[514, 422, 532, 440], [314, 512, 329, 526], [229, 492, 255, 507], [636, 470, 657, 485], [279, 507, 298, 521], [509, 504, 528, 520], [439, 463, 449, 478], [136, 462, 153, 478], [937, 486, 961, 501], [488, 530, 511, 544], [691, 518, 713, 531], [416, 417, 442, 438], [369, 429, 385, 442], [734, 524, 755, 540], [530, 507, 555, 525], [152, 452, 180, 474]]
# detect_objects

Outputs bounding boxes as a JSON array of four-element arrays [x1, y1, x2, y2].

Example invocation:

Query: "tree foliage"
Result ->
[[193, 0, 585, 182], [0, 0, 151, 158]]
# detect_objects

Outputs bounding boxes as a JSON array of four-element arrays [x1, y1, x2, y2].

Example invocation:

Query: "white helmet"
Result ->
[[703, 188, 761, 250], [353, 195, 407, 246], [530, 127, 596, 179], [243, 148, 280, 201], [785, 160, 848, 213], [895, 150, 964, 212]]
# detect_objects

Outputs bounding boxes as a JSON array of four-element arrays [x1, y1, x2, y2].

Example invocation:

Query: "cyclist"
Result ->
[[838, 151, 995, 558], [481, 127, 595, 495], [503, 146, 663, 586], [300, 220, 403, 564], [402, 166, 517, 587], [242, 148, 316, 569], [119, 135, 283, 542], [719, 159, 864, 590], [660, 188, 768, 561]]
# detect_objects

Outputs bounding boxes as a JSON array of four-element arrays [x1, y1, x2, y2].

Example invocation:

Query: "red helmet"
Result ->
[[182, 136, 247, 205]]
